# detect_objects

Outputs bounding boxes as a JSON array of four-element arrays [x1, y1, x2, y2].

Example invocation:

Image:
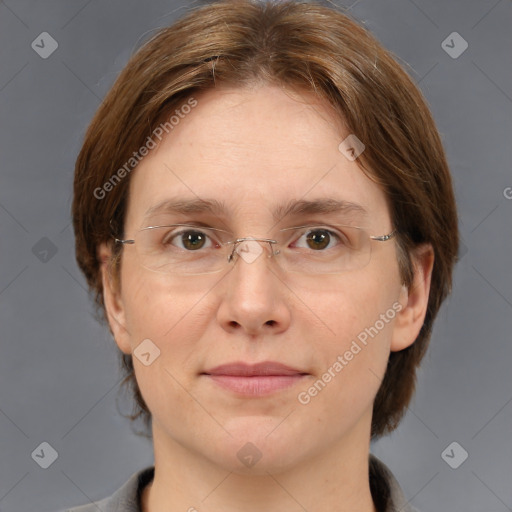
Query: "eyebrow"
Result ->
[[144, 197, 368, 223]]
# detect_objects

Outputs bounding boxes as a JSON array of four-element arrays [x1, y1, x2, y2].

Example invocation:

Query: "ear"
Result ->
[[98, 242, 132, 355], [390, 243, 434, 352]]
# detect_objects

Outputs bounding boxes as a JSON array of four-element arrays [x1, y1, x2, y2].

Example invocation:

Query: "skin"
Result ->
[[98, 84, 433, 512]]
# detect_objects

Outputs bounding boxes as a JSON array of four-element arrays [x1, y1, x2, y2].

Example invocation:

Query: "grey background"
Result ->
[[1, 0, 511, 511]]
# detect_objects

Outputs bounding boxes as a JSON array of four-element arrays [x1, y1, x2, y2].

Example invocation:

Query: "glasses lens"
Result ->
[[277, 225, 372, 274], [136, 225, 230, 274]]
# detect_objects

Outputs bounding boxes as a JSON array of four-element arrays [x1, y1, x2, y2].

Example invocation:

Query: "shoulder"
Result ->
[[64, 466, 154, 512]]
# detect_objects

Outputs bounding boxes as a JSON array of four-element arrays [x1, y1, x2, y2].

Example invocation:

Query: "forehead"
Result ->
[[125, 85, 390, 230]]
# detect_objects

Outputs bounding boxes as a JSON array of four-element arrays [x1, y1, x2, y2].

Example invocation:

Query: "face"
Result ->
[[100, 84, 431, 474]]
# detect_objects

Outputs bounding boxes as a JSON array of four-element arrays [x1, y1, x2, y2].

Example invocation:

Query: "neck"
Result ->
[[142, 411, 378, 512]]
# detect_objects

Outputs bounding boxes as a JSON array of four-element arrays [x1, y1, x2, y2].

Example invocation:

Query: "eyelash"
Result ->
[[164, 225, 346, 251]]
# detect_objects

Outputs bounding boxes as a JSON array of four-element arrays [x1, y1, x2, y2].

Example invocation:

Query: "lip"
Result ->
[[204, 361, 306, 376], [201, 361, 309, 396]]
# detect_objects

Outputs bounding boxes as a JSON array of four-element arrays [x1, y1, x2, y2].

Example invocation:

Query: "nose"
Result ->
[[226, 237, 280, 264], [216, 238, 291, 336]]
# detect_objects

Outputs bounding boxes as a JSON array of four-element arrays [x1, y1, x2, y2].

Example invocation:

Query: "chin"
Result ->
[[204, 416, 310, 475]]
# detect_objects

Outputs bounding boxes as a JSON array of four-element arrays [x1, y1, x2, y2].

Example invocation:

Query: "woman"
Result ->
[[69, 1, 458, 510]]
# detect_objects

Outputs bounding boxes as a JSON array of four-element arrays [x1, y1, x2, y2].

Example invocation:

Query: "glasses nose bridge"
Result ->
[[226, 236, 280, 264]]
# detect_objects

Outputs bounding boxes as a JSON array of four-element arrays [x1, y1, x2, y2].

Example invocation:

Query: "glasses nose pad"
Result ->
[[227, 239, 278, 265]]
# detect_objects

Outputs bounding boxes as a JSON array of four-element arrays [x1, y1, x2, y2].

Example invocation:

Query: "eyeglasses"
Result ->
[[111, 223, 396, 275]]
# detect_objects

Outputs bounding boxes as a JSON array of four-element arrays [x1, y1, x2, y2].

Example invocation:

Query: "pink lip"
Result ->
[[202, 361, 308, 396]]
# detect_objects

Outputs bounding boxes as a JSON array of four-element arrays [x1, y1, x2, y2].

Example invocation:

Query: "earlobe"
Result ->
[[98, 243, 132, 355], [390, 243, 434, 352]]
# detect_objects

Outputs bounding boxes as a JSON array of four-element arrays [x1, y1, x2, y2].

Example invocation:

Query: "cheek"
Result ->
[[120, 272, 215, 423], [303, 266, 400, 389], [120, 253, 210, 342], [310, 267, 398, 341], [119, 266, 218, 393], [293, 281, 397, 435]]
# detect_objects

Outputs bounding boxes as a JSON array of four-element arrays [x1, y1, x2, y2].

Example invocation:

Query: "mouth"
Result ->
[[201, 361, 309, 396]]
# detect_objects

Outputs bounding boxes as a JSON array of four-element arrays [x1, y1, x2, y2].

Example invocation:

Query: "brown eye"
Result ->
[[305, 229, 331, 250], [174, 230, 209, 251]]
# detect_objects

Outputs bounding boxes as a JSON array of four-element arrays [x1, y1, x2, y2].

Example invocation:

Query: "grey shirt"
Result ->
[[66, 454, 417, 512]]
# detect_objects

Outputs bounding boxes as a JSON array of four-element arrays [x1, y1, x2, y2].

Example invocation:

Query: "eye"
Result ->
[[164, 228, 218, 251], [293, 227, 347, 251]]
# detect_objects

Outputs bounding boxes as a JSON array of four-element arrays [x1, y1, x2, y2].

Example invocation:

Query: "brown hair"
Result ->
[[72, 0, 458, 440]]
